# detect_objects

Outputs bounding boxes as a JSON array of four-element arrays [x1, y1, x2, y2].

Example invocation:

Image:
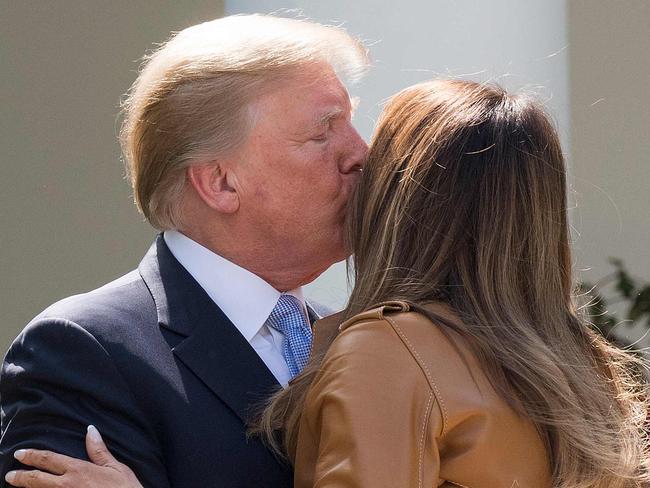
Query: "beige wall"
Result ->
[[569, 0, 650, 284], [0, 1, 224, 350]]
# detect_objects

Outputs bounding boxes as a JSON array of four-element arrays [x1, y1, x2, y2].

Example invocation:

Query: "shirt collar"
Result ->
[[163, 230, 307, 342]]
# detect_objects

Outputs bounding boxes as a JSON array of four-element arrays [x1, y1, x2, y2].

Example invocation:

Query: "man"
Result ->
[[0, 15, 368, 487]]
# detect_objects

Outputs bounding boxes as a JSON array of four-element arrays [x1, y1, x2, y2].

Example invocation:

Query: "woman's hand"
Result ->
[[5, 426, 143, 488]]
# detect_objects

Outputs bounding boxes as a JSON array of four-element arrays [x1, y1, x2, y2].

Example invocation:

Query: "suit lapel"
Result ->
[[172, 309, 281, 424], [139, 235, 280, 424], [306, 302, 320, 325]]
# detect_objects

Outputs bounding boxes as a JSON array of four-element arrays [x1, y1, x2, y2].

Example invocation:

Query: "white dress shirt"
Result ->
[[164, 230, 310, 387]]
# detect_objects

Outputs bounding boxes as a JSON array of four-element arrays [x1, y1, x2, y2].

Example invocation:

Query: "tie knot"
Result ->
[[267, 295, 309, 334], [267, 294, 313, 378]]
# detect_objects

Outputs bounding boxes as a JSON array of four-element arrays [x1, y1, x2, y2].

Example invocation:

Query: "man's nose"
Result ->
[[341, 127, 368, 174]]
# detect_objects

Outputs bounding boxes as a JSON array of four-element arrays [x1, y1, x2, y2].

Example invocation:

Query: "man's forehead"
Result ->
[[305, 80, 355, 116], [286, 64, 350, 99], [284, 82, 353, 119], [253, 65, 356, 128]]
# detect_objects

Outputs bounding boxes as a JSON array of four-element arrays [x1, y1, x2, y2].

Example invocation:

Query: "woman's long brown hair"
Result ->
[[254, 79, 649, 487]]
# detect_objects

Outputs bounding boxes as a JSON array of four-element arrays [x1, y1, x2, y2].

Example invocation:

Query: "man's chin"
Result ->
[[298, 249, 347, 287], [326, 240, 349, 267]]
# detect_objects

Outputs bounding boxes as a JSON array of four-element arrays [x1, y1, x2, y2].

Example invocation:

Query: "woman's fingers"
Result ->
[[5, 469, 60, 488], [4, 427, 144, 488], [84, 426, 144, 487], [85, 425, 118, 467], [13, 448, 80, 475]]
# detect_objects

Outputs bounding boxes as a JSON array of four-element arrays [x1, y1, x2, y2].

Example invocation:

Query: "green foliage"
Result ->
[[579, 258, 650, 349]]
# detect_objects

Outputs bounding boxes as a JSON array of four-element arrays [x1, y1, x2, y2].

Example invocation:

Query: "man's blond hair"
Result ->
[[120, 14, 369, 230]]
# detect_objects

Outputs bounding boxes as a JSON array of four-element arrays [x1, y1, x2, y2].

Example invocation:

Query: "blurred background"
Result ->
[[1, 0, 648, 351]]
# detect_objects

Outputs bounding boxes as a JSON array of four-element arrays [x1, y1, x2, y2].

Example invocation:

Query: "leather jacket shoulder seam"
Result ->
[[418, 390, 435, 488], [338, 301, 410, 332], [383, 315, 448, 437]]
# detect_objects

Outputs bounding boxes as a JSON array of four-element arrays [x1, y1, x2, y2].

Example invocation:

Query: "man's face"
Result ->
[[229, 64, 367, 283]]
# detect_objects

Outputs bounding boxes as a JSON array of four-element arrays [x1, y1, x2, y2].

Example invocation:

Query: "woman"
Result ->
[[6, 80, 649, 487]]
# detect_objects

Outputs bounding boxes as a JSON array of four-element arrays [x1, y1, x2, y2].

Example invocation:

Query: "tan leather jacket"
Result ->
[[294, 302, 551, 487]]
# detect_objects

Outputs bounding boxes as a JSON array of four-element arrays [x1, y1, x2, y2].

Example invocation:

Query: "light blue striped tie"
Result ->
[[267, 295, 313, 378]]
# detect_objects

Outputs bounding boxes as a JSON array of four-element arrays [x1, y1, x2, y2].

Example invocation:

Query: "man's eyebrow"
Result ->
[[315, 97, 357, 127], [316, 107, 345, 126]]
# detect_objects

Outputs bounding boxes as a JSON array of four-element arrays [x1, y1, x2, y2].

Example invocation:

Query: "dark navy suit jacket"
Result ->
[[0, 236, 301, 487]]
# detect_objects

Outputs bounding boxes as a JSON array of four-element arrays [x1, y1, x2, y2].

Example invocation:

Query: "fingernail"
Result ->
[[5, 471, 16, 483], [13, 449, 27, 460], [87, 425, 102, 443]]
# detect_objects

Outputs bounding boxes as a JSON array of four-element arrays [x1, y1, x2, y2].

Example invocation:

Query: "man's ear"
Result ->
[[186, 162, 239, 214]]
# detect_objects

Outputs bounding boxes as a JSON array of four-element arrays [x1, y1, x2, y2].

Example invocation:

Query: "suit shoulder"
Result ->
[[28, 269, 156, 339]]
